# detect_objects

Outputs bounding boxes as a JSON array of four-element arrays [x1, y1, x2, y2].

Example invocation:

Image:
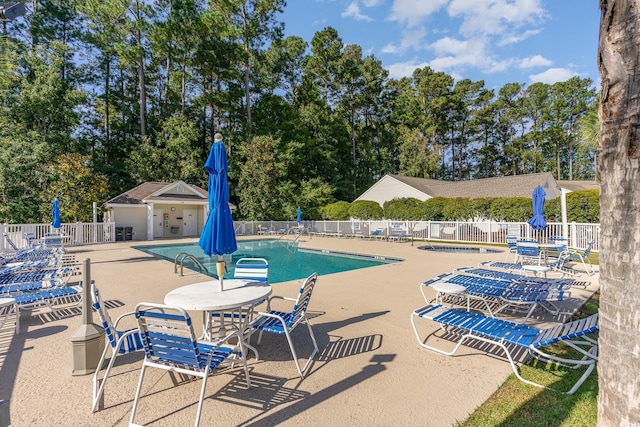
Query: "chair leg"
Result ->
[[582, 258, 595, 276], [283, 321, 319, 378], [92, 344, 114, 412], [194, 369, 209, 427], [129, 363, 148, 426], [234, 339, 252, 388]]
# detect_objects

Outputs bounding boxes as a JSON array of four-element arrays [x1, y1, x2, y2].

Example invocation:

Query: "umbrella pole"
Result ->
[[216, 256, 225, 291]]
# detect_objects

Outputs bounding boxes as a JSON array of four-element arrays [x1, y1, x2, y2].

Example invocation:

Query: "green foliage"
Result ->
[[320, 201, 351, 220], [488, 197, 532, 222], [235, 135, 281, 221], [348, 200, 383, 220], [0, 4, 600, 223], [566, 190, 600, 223], [442, 198, 476, 221], [128, 115, 204, 187], [383, 197, 424, 220], [295, 178, 336, 220], [41, 153, 110, 222], [422, 197, 447, 220]]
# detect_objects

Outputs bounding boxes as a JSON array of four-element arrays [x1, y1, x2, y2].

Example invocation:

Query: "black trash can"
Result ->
[[124, 227, 133, 241], [115, 227, 124, 241]]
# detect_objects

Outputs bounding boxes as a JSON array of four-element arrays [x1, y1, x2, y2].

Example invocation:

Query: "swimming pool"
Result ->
[[134, 239, 401, 284], [418, 245, 502, 254]]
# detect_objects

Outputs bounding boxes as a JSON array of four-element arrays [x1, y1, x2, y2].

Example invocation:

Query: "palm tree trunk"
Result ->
[[597, 1, 640, 425]]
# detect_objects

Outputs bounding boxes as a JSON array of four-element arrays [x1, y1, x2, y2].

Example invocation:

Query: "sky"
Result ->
[[278, 0, 601, 91]]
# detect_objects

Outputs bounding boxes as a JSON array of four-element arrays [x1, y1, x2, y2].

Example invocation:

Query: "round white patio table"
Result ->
[[165, 279, 272, 352], [431, 282, 469, 311], [522, 264, 550, 278]]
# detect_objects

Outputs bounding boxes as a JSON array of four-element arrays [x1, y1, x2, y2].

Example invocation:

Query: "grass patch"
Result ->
[[458, 293, 599, 427]]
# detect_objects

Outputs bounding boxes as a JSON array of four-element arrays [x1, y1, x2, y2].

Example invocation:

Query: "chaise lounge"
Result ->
[[410, 304, 598, 394]]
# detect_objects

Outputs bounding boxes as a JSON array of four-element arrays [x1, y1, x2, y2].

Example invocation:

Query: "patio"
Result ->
[[0, 237, 599, 426]]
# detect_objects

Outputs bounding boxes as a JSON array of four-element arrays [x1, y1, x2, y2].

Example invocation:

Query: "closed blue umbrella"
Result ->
[[296, 207, 301, 223], [51, 198, 61, 230], [198, 133, 237, 291], [527, 186, 547, 231]]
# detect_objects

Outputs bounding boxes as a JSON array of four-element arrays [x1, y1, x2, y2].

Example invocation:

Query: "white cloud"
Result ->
[[486, 59, 514, 73], [400, 27, 427, 50], [428, 37, 492, 71], [362, 0, 384, 6], [519, 55, 552, 69], [388, 0, 449, 28], [381, 43, 400, 54], [498, 29, 541, 46], [447, 0, 545, 38], [387, 59, 430, 79], [529, 67, 577, 84], [342, 2, 374, 21]]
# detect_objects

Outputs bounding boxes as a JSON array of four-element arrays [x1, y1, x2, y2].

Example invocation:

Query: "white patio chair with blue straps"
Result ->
[[233, 257, 268, 282], [130, 302, 250, 427], [566, 241, 595, 276], [209, 257, 269, 335], [515, 240, 542, 265], [250, 272, 319, 378], [505, 235, 518, 262], [411, 305, 598, 394], [90, 283, 145, 412]]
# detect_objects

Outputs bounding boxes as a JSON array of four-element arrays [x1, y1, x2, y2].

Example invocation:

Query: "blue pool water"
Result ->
[[134, 239, 400, 284]]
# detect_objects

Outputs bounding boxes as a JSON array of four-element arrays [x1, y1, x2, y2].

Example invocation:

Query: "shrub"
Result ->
[[422, 197, 447, 220], [383, 197, 423, 220], [442, 197, 476, 221], [320, 201, 351, 220], [489, 197, 532, 222], [349, 200, 384, 219], [566, 190, 599, 222]]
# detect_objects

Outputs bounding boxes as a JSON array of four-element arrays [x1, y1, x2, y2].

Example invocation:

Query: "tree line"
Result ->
[[0, 0, 598, 223]]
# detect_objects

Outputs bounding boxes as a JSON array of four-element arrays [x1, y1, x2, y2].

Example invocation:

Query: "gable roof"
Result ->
[[557, 180, 599, 192], [356, 173, 584, 207], [105, 181, 208, 205], [388, 172, 560, 197], [390, 173, 560, 199]]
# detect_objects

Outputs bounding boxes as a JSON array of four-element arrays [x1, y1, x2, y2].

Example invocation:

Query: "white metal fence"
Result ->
[[1, 222, 116, 252], [1, 220, 599, 252], [234, 220, 599, 252]]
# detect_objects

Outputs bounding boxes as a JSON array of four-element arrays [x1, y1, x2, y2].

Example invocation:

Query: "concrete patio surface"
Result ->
[[0, 236, 599, 426]]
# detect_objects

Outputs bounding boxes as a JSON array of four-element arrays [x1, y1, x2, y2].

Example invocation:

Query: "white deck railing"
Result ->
[[1, 220, 599, 252], [235, 220, 600, 252], [1, 222, 116, 252]]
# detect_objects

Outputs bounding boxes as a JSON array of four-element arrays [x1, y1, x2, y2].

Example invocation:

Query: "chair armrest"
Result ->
[[113, 311, 137, 328], [114, 307, 164, 328], [265, 295, 296, 311], [252, 310, 287, 326]]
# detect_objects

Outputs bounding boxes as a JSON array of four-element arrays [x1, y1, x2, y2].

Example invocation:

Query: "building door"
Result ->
[[183, 208, 198, 236], [153, 209, 164, 238]]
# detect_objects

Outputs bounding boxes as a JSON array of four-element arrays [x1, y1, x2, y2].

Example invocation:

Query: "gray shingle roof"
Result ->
[[106, 182, 207, 205], [389, 172, 559, 199]]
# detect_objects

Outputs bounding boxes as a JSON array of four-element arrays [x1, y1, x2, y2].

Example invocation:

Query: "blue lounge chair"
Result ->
[[250, 272, 319, 378], [410, 305, 598, 394], [420, 272, 571, 322], [12, 285, 82, 318], [130, 302, 250, 427], [456, 266, 579, 287], [368, 228, 386, 240]]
